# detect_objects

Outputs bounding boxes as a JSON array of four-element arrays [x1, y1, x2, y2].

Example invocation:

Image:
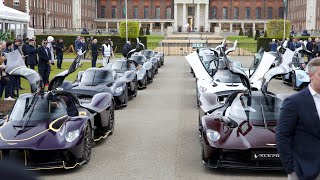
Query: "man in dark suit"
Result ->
[[276, 58, 320, 180], [91, 39, 98, 67], [37, 40, 51, 86], [25, 39, 37, 70]]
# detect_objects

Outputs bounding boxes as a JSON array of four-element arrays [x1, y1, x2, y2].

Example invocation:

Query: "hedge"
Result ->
[[266, 19, 291, 39], [119, 21, 140, 39], [35, 35, 147, 53]]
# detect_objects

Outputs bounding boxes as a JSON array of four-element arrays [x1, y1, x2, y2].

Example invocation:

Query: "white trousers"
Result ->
[[103, 56, 110, 67]]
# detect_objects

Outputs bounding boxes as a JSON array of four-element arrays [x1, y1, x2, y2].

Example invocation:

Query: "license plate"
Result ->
[[251, 151, 280, 161]]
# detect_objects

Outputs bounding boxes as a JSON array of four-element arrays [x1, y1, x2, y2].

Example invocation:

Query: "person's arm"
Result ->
[[276, 97, 298, 174]]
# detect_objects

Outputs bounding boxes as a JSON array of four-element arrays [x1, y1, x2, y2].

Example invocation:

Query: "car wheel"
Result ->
[[201, 136, 208, 164], [107, 102, 115, 135], [133, 78, 138, 97], [144, 76, 148, 88], [292, 72, 298, 90], [81, 123, 92, 164], [198, 110, 202, 137], [123, 87, 128, 107]]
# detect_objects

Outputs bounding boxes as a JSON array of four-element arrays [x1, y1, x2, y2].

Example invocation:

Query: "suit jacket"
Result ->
[[26, 45, 37, 65], [91, 43, 98, 56], [276, 88, 320, 180], [37, 46, 51, 70]]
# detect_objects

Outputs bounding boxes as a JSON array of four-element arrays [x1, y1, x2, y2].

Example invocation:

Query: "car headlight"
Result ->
[[297, 74, 304, 79], [206, 129, 220, 142], [115, 86, 123, 93], [199, 86, 207, 93], [65, 129, 80, 142]]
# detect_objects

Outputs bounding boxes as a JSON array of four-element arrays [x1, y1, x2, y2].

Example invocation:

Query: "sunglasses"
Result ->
[[43, 42, 47, 44]]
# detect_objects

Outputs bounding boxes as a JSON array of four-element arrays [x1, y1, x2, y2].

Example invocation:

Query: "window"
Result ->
[[222, 7, 228, 19], [133, 6, 138, 18], [155, 7, 160, 19], [166, 7, 171, 19], [245, 7, 250, 19], [13, 0, 19, 6], [268, 7, 273, 19], [233, 7, 239, 19], [101, 6, 105, 18], [188, 7, 193, 16], [122, 6, 126, 18], [111, 6, 116, 18], [144, 6, 149, 18], [256, 7, 261, 19], [279, 7, 284, 18], [211, 7, 216, 19]]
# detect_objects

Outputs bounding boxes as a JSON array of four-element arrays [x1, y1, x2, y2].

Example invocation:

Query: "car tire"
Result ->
[[107, 102, 115, 135], [123, 87, 128, 107], [81, 123, 92, 164], [292, 72, 298, 90], [201, 136, 208, 164], [133, 78, 138, 97]]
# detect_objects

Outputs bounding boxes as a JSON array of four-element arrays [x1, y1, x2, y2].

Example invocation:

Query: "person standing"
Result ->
[[270, 39, 278, 52], [37, 40, 51, 86], [47, 36, 55, 65], [276, 58, 320, 180], [22, 38, 29, 66], [55, 39, 64, 69], [102, 40, 113, 67], [122, 41, 132, 58], [91, 39, 98, 67], [307, 38, 314, 61], [25, 39, 37, 70]]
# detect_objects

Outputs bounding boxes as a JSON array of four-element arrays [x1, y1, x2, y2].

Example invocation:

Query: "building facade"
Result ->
[[4, 0, 96, 32], [287, 0, 320, 33], [96, 0, 284, 33]]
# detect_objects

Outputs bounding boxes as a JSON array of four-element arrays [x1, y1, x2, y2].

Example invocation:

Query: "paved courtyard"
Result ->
[[39, 56, 293, 180]]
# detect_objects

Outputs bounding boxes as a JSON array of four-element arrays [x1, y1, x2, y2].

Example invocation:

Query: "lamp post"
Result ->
[[192, 0, 195, 31], [125, 0, 128, 42]]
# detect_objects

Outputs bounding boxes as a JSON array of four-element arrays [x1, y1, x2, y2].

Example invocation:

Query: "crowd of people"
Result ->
[[0, 35, 136, 100]]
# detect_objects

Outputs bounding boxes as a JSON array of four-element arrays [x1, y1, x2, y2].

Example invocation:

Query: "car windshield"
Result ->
[[144, 51, 153, 57], [130, 56, 146, 64], [112, 61, 127, 71], [81, 70, 114, 86], [228, 94, 283, 127], [213, 70, 242, 83], [9, 95, 67, 122], [202, 55, 217, 70]]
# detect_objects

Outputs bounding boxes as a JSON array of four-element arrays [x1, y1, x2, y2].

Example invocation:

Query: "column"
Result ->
[[241, 22, 245, 30], [105, 22, 108, 32], [117, 22, 120, 30], [196, 3, 200, 32], [161, 22, 164, 32], [204, 3, 209, 32], [182, 3, 187, 32], [174, 3, 178, 32], [230, 23, 233, 32], [253, 22, 256, 31], [264, 23, 267, 31], [150, 22, 153, 33], [1, 22, 4, 33]]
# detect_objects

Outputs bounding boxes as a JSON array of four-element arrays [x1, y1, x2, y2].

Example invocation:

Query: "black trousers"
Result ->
[[39, 66, 50, 85], [92, 55, 97, 67]]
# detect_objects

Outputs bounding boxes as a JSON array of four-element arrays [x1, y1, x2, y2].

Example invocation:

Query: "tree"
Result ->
[[146, 28, 150, 35], [239, 28, 244, 36], [119, 21, 140, 39], [139, 27, 144, 36], [254, 30, 260, 40], [248, 28, 253, 38], [266, 19, 291, 39]]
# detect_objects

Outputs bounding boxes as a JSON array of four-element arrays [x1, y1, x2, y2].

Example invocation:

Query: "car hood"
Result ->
[[74, 83, 111, 93], [197, 79, 245, 94]]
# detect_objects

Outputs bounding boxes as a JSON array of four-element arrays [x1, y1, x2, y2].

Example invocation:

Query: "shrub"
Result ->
[[239, 28, 244, 36], [146, 28, 150, 35], [248, 28, 253, 38], [257, 37, 272, 52], [35, 35, 147, 53], [119, 21, 140, 39], [254, 30, 260, 40], [264, 31, 268, 37], [139, 27, 144, 36], [266, 19, 291, 39]]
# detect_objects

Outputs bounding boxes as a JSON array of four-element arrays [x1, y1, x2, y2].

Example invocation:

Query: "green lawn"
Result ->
[[146, 35, 165, 50], [11, 62, 93, 97], [63, 53, 123, 59], [227, 36, 257, 53]]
